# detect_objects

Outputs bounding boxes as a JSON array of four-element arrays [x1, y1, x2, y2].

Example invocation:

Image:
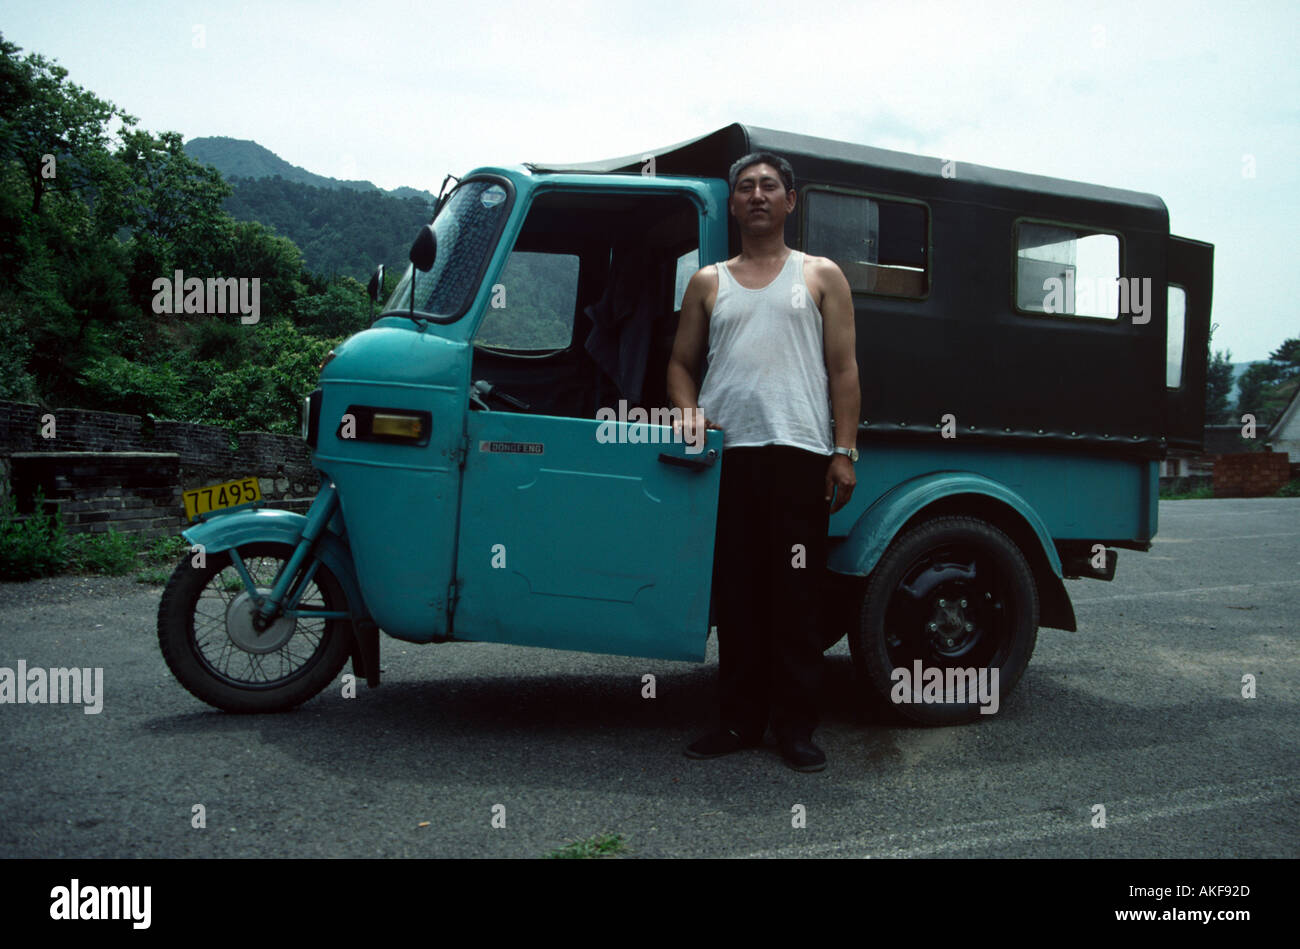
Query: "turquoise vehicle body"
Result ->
[[170, 124, 1212, 711]]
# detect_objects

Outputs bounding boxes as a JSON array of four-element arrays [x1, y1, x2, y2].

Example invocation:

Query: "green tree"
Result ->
[[0, 34, 373, 427], [1268, 338, 1300, 376], [1, 35, 143, 402], [1205, 348, 1234, 425], [0, 33, 135, 216], [109, 128, 234, 309], [1236, 336, 1300, 428], [293, 278, 368, 337], [77, 353, 186, 417], [181, 318, 331, 434], [0, 301, 36, 400], [188, 319, 246, 370], [207, 217, 306, 319]]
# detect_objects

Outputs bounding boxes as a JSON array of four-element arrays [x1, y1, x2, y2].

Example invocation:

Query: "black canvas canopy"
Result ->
[[528, 124, 1207, 460], [528, 123, 1167, 225]]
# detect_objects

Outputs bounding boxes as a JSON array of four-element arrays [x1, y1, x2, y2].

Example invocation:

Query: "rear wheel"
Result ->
[[157, 542, 352, 712], [849, 516, 1038, 724]]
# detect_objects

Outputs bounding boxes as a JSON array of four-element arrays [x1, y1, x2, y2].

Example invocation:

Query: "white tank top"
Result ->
[[697, 250, 834, 455]]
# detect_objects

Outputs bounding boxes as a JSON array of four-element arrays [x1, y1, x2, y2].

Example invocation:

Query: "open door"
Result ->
[[449, 185, 724, 662], [454, 413, 722, 661], [1165, 236, 1214, 451]]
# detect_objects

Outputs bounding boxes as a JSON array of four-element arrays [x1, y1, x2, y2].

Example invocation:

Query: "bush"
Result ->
[[65, 528, 140, 575], [182, 318, 332, 434], [77, 354, 187, 417], [0, 479, 190, 579], [143, 533, 190, 565], [0, 487, 68, 580], [1161, 483, 1215, 500]]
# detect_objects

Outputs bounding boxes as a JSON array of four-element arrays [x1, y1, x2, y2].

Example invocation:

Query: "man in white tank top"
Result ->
[[668, 152, 861, 771]]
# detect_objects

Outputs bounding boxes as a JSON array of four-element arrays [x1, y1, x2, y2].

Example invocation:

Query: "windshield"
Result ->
[[383, 178, 512, 320]]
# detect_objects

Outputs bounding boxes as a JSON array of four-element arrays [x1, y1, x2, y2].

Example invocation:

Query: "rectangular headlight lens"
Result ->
[[372, 413, 424, 439]]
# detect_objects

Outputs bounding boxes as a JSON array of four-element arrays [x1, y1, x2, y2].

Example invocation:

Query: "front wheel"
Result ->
[[849, 516, 1039, 725], [157, 542, 352, 712]]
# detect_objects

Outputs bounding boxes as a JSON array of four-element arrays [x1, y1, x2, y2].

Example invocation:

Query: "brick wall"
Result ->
[[9, 451, 182, 537], [1, 400, 318, 539], [1211, 451, 1293, 498]]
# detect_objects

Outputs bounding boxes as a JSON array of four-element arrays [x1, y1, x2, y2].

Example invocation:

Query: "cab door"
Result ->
[[448, 181, 729, 661], [452, 413, 722, 661], [1165, 236, 1214, 450]]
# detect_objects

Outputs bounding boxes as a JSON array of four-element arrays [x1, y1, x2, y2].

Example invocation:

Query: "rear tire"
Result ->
[[157, 542, 352, 712], [849, 517, 1038, 724]]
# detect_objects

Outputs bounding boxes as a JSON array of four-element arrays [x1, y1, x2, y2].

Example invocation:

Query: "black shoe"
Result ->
[[685, 728, 758, 759], [778, 734, 826, 772]]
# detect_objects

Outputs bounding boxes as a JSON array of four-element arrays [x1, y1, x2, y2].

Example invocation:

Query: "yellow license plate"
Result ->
[[183, 477, 262, 521]]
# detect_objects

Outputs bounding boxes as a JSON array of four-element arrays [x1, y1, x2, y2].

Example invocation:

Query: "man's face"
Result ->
[[730, 162, 796, 235]]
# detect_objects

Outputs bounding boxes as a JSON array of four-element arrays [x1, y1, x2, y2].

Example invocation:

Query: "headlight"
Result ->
[[337, 404, 432, 447]]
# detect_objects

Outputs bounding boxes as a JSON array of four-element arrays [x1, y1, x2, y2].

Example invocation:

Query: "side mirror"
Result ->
[[409, 225, 437, 272], [366, 264, 385, 302]]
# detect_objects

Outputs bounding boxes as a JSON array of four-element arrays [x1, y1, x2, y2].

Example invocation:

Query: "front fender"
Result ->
[[181, 508, 371, 625], [183, 507, 309, 552]]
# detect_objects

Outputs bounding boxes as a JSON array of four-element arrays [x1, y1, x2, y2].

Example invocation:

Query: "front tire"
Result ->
[[157, 542, 352, 712], [849, 516, 1038, 725]]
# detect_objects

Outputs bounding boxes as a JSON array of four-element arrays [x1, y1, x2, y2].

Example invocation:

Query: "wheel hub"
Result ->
[[895, 549, 1004, 661], [225, 590, 296, 654], [927, 595, 980, 657]]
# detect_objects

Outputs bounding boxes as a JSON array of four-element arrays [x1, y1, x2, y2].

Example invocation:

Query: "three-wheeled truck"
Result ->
[[158, 123, 1213, 724]]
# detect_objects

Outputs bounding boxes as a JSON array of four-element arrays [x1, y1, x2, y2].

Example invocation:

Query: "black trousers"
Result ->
[[711, 445, 831, 740]]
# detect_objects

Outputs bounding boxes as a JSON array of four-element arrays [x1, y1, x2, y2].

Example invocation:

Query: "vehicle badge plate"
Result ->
[[479, 440, 543, 454]]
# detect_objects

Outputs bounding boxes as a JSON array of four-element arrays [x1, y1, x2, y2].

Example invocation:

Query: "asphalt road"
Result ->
[[0, 497, 1296, 858]]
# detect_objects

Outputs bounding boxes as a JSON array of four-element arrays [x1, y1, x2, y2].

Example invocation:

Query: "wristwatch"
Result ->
[[833, 446, 859, 462]]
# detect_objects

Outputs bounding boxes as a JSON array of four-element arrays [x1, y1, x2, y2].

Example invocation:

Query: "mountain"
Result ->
[[221, 176, 435, 281], [184, 136, 435, 202], [390, 186, 437, 201], [184, 137, 438, 280]]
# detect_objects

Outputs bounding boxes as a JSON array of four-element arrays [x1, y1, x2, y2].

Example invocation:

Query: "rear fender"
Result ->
[[828, 472, 1077, 631]]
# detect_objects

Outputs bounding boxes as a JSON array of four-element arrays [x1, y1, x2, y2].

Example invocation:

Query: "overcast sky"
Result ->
[[5, 0, 1296, 361]]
